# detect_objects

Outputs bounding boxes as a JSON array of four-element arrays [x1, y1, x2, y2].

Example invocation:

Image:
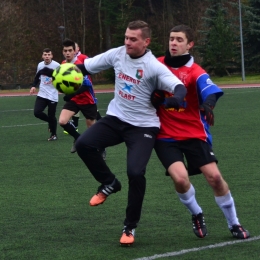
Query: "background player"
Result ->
[[59, 39, 99, 153], [30, 48, 60, 141]]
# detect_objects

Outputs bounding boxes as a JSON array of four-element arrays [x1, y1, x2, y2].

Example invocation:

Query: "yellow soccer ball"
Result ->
[[52, 63, 83, 94]]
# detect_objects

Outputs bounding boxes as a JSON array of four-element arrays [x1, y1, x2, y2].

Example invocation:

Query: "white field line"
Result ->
[[133, 236, 260, 260]]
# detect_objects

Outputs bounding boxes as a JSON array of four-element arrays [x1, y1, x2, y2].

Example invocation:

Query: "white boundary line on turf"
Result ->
[[132, 236, 260, 260]]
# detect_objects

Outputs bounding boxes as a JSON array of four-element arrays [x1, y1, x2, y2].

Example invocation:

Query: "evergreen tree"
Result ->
[[197, 0, 238, 76], [244, 0, 260, 72]]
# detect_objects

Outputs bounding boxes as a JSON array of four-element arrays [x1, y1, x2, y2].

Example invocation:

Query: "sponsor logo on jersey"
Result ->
[[122, 83, 133, 93], [119, 90, 136, 100], [144, 134, 152, 138], [136, 69, 143, 79], [118, 73, 141, 85], [43, 76, 52, 84]]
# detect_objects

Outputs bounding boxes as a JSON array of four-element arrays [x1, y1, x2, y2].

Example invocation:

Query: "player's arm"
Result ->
[[75, 64, 91, 75], [29, 69, 41, 95], [199, 93, 217, 126], [151, 84, 187, 109]]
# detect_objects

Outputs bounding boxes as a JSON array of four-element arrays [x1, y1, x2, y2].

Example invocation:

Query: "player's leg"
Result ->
[[201, 162, 250, 239], [47, 100, 58, 141], [33, 96, 49, 123], [96, 109, 102, 121], [95, 109, 107, 159], [81, 104, 106, 160], [59, 101, 80, 152], [154, 140, 207, 238], [72, 111, 80, 130], [75, 115, 123, 205], [119, 126, 159, 246]]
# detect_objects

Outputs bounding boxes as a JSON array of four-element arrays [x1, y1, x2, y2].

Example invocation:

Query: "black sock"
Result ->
[[62, 122, 80, 139], [72, 116, 79, 128]]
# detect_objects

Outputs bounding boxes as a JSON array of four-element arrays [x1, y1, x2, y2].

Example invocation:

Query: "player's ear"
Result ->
[[187, 41, 194, 50], [144, 38, 151, 48]]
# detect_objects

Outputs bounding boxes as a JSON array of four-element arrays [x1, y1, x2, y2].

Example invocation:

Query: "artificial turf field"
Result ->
[[1, 88, 260, 260]]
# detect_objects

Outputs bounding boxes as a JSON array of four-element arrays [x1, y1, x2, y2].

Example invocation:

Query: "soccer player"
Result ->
[[151, 24, 250, 239], [63, 42, 87, 135], [75, 42, 87, 63], [74, 20, 187, 246], [59, 39, 99, 153], [30, 48, 60, 141]]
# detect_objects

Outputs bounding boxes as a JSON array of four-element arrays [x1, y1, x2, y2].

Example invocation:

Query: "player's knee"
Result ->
[[59, 119, 67, 126], [34, 110, 41, 118], [127, 168, 145, 177], [75, 138, 93, 154], [174, 174, 189, 187], [207, 172, 223, 187], [168, 170, 189, 186]]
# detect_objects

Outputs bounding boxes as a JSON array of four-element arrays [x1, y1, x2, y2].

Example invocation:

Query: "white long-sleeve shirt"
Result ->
[[36, 60, 60, 102], [84, 46, 183, 128]]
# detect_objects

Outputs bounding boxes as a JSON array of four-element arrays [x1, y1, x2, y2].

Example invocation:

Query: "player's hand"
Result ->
[[164, 97, 181, 110], [151, 90, 165, 108], [200, 103, 214, 126], [30, 87, 36, 95]]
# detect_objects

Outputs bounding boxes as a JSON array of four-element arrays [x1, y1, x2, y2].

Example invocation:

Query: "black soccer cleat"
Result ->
[[230, 224, 250, 239], [192, 213, 207, 238]]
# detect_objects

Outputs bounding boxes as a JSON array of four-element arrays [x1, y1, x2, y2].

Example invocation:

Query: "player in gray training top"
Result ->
[[75, 20, 187, 246]]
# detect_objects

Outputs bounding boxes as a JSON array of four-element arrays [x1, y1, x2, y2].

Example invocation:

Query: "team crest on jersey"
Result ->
[[179, 72, 187, 85], [136, 69, 143, 79]]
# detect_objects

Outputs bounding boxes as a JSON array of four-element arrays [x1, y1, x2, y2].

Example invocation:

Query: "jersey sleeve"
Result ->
[[155, 62, 184, 93], [197, 73, 223, 103], [83, 47, 120, 74]]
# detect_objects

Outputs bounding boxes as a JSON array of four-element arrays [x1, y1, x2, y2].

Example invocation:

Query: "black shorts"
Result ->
[[154, 139, 218, 176], [63, 101, 97, 120]]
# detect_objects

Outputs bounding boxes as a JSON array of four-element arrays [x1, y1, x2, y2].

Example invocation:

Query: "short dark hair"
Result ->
[[43, 48, 52, 53], [127, 20, 151, 39], [170, 25, 194, 43], [62, 38, 76, 50]]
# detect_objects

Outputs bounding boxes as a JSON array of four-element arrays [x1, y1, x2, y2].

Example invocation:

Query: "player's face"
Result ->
[[124, 28, 150, 57], [169, 32, 194, 56], [63, 46, 76, 62], [42, 52, 53, 64]]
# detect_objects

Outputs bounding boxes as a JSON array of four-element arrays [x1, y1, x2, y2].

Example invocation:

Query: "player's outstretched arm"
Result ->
[[75, 64, 91, 76]]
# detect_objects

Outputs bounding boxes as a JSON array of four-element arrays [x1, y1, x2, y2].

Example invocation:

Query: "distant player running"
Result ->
[[30, 48, 60, 141]]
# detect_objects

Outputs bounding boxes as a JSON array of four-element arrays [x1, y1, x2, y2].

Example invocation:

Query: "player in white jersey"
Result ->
[[75, 20, 187, 246], [30, 48, 60, 141]]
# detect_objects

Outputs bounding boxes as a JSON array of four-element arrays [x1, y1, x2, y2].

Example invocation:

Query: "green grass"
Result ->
[[211, 74, 260, 85], [1, 89, 260, 260]]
